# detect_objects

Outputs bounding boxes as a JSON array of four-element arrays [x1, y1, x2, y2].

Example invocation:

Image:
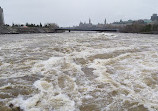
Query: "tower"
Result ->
[[89, 18, 91, 24], [0, 7, 4, 26], [104, 18, 106, 24], [151, 14, 158, 21]]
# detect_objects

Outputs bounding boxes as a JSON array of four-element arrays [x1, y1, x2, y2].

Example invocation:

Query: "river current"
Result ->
[[0, 32, 158, 111]]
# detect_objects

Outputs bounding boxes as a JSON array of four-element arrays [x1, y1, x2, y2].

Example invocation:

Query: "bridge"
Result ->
[[55, 28, 119, 32]]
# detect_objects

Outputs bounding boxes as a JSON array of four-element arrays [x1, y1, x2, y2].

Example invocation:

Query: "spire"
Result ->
[[89, 18, 91, 24], [104, 18, 106, 24]]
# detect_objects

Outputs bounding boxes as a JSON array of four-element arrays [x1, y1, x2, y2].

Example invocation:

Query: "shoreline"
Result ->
[[0, 26, 64, 34], [1, 26, 158, 35]]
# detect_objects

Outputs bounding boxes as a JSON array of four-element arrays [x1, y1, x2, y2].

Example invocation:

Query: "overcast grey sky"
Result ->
[[0, 0, 158, 26]]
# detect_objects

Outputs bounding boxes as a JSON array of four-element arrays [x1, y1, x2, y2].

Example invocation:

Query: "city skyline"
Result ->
[[0, 0, 158, 27]]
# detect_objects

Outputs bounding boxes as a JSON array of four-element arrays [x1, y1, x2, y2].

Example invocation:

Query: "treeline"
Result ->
[[4, 23, 59, 29], [0, 22, 62, 34], [121, 24, 158, 34]]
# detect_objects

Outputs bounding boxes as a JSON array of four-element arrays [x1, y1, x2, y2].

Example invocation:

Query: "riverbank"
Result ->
[[0, 26, 64, 34], [1, 26, 158, 35]]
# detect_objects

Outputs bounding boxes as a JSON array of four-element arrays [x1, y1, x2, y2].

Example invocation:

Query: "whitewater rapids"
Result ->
[[0, 32, 158, 111]]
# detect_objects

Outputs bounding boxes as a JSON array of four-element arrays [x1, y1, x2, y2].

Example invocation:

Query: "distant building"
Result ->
[[112, 20, 133, 27], [133, 20, 145, 24], [0, 7, 4, 26], [75, 18, 107, 30], [142, 19, 152, 24], [78, 19, 94, 29], [151, 14, 158, 21]]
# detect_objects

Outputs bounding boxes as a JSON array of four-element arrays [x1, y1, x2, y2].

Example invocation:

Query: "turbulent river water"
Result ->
[[0, 32, 158, 111]]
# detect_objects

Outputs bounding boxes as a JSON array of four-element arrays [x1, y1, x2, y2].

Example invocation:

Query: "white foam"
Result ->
[[1, 33, 158, 111], [11, 80, 76, 111], [32, 56, 82, 76]]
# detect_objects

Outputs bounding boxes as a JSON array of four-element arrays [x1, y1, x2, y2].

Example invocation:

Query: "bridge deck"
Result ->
[[55, 28, 118, 32]]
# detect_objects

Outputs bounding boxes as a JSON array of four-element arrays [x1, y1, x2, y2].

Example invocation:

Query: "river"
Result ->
[[0, 32, 158, 111]]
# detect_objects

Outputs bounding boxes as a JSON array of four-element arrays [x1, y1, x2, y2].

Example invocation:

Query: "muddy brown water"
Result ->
[[0, 32, 158, 111]]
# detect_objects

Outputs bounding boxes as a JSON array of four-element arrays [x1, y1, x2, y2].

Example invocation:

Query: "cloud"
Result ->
[[0, 0, 158, 26]]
